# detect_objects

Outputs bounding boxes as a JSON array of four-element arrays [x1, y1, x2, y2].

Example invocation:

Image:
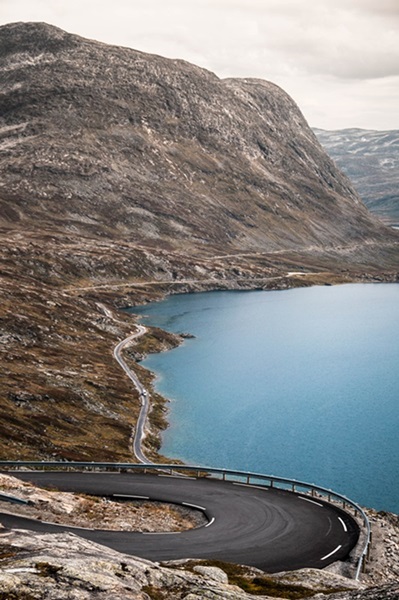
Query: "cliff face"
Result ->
[[0, 22, 393, 252]]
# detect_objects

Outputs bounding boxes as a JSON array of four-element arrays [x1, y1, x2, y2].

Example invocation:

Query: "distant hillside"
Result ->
[[0, 21, 394, 252], [314, 128, 399, 226]]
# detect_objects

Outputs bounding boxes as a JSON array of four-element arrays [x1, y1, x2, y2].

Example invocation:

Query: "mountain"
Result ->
[[0, 22, 398, 463], [0, 21, 395, 252], [1, 21, 399, 595], [314, 128, 399, 226]]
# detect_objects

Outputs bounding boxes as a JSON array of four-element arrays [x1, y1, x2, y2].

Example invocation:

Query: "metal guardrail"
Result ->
[[0, 492, 31, 505], [0, 460, 370, 579]]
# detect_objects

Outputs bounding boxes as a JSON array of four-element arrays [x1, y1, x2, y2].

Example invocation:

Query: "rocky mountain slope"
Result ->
[[314, 128, 399, 225], [0, 21, 395, 251], [0, 21, 398, 462]]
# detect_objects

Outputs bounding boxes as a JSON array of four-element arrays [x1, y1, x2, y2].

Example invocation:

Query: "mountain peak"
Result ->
[[0, 21, 78, 56]]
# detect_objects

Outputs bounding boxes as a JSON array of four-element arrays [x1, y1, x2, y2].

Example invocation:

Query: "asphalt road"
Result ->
[[0, 471, 360, 573], [113, 326, 151, 463]]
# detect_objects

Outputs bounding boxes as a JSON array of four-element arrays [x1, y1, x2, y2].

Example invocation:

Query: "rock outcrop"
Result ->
[[0, 526, 398, 600]]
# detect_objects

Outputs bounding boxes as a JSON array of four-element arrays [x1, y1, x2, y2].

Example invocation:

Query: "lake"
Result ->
[[128, 283, 399, 513]]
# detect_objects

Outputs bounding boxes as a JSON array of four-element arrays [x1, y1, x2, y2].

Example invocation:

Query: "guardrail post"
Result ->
[[362, 556, 366, 573], [366, 532, 372, 560], [246, 475, 250, 484], [291, 483, 295, 492]]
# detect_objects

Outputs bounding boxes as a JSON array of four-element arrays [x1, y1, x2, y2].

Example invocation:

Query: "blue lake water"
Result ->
[[128, 284, 399, 513]]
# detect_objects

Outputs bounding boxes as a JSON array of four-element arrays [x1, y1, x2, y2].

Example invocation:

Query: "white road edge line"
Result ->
[[338, 517, 348, 532], [298, 496, 324, 507], [321, 544, 342, 561], [38, 520, 104, 532], [0, 511, 98, 532], [158, 474, 190, 479], [205, 518, 215, 528], [142, 532, 180, 535], [112, 494, 150, 500], [182, 502, 206, 511], [233, 482, 269, 491]]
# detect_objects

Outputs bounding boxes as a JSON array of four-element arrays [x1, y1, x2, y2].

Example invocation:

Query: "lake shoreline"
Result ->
[[124, 273, 396, 463], [126, 280, 399, 516]]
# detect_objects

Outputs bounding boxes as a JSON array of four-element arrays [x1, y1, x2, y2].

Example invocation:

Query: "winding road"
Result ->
[[0, 470, 360, 573], [113, 325, 151, 463]]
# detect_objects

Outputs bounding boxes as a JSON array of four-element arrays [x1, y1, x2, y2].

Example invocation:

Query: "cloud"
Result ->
[[284, 73, 399, 130], [197, 1, 399, 81]]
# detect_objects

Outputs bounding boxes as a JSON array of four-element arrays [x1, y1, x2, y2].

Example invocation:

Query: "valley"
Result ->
[[314, 128, 399, 225]]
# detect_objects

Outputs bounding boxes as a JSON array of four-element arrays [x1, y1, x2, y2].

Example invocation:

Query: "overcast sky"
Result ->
[[1, 0, 399, 130]]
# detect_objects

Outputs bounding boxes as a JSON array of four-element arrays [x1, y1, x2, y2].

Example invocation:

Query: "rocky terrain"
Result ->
[[314, 128, 399, 225]]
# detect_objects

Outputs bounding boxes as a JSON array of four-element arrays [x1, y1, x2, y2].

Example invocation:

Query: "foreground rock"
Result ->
[[0, 526, 398, 600], [0, 528, 363, 600]]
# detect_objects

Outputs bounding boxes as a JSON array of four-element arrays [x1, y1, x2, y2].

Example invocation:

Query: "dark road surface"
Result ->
[[0, 471, 359, 573]]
